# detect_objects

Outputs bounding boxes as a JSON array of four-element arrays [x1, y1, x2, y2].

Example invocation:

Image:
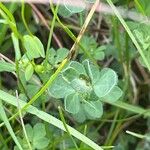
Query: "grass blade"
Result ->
[[0, 100, 23, 150]]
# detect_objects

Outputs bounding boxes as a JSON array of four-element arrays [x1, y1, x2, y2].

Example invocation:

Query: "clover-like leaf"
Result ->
[[49, 75, 75, 98], [33, 123, 46, 139], [93, 68, 118, 98], [69, 61, 87, 75], [62, 67, 80, 82], [103, 86, 123, 102], [55, 48, 69, 64], [65, 93, 80, 114], [73, 105, 86, 123], [83, 100, 103, 119], [33, 137, 49, 149]]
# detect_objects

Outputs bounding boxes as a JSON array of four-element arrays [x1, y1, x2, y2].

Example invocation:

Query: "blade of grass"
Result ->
[[126, 130, 145, 139], [0, 90, 103, 150], [0, 100, 23, 150], [58, 106, 79, 150], [106, 0, 150, 71], [134, 0, 145, 16], [16, 91, 32, 150]]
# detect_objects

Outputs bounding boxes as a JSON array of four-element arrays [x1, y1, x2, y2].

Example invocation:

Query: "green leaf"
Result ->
[[73, 105, 86, 123], [33, 137, 49, 149], [55, 48, 69, 63], [62, 67, 80, 82], [103, 86, 123, 102], [69, 61, 87, 75], [47, 48, 56, 65], [11, 32, 21, 60], [58, 5, 73, 17], [0, 100, 23, 150], [25, 63, 34, 81], [25, 124, 33, 142], [49, 75, 75, 98], [93, 46, 105, 60], [93, 68, 118, 98], [33, 123, 46, 140], [83, 60, 99, 83], [0, 60, 15, 72], [64, 93, 80, 114], [83, 100, 103, 119], [70, 78, 91, 93], [64, 0, 85, 13], [23, 35, 45, 59]]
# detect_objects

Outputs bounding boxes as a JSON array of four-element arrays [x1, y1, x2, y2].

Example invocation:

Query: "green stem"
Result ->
[[58, 106, 79, 150]]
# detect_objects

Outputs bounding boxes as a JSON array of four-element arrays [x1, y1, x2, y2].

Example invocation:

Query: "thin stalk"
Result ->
[[58, 106, 79, 150], [21, 0, 32, 35], [16, 91, 32, 150], [104, 110, 119, 145]]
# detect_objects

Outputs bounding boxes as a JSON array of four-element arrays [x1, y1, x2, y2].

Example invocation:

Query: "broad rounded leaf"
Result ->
[[33, 123, 46, 140], [64, 93, 80, 114], [83, 101, 103, 119], [58, 5, 73, 17], [49, 75, 75, 98], [23, 35, 45, 59], [33, 36, 45, 57], [69, 61, 87, 75], [62, 67, 80, 82], [55, 48, 69, 64], [73, 105, 86, 122], [25, 63, 34, 81], [93, 68, 118, 98], [33, 137, 49, 149], [103, 86, 123, 102]]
